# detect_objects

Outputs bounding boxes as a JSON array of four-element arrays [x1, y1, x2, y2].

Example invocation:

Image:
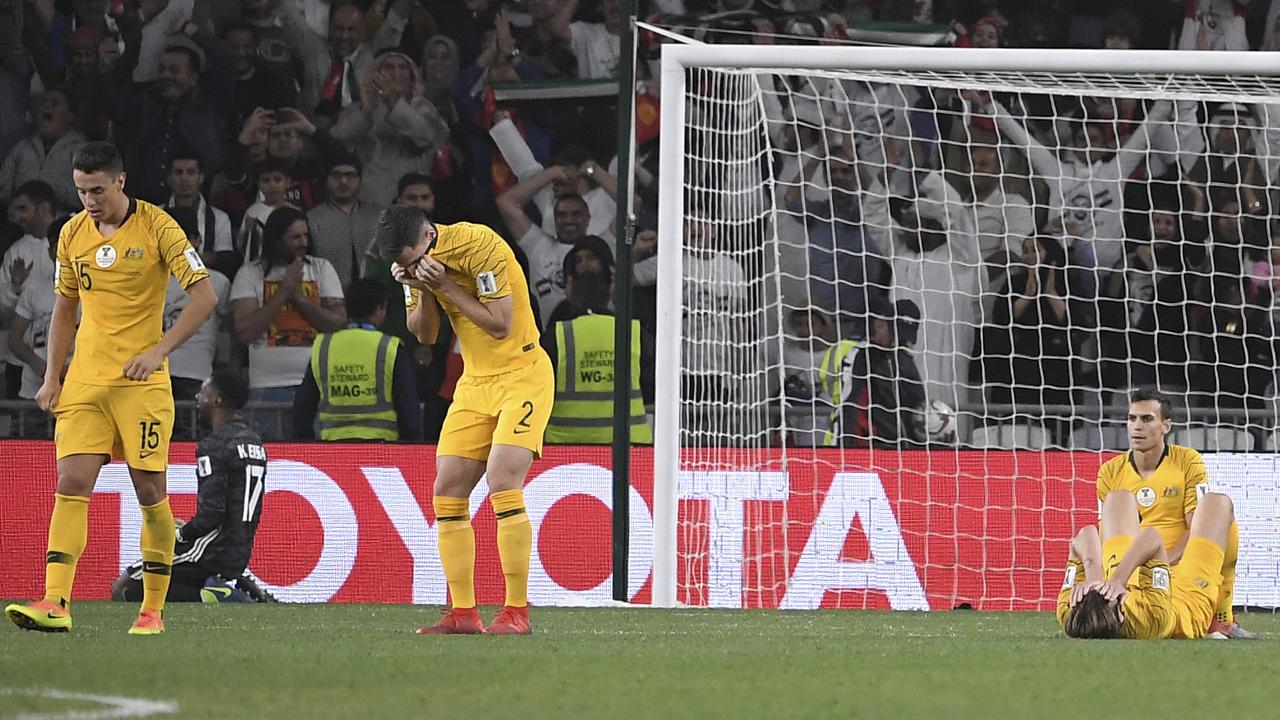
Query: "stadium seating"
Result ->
[[1068, 423, 1129, 451], [969, 423, 1051, 450], [1172, 427, 1255, 452]]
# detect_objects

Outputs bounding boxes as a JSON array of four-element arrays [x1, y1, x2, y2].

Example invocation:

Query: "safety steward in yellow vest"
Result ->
[[542, 260, 652, 444], [816, 295, 927, 447], [292, 279, 422, 441]]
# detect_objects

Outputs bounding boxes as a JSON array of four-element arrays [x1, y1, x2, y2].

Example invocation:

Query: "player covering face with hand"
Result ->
[[378, 205, 553, 635]]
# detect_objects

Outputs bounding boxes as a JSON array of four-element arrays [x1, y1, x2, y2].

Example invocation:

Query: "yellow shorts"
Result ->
[[1170, 537, 1225, 639], [54, 381, 174, 472], [437, 352, 554, 461]]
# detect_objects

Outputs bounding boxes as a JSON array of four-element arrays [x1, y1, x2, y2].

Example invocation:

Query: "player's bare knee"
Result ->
[[128, 469, 167, 506], [1199, 492, 1233, 518], [485, 445, 533, 492], [434, 456, 485, 497], [1074, 525, 1099, 545], [1102, 490, 1136, 509], [433, 473, 473, 498], [54, 472, 95, 497]]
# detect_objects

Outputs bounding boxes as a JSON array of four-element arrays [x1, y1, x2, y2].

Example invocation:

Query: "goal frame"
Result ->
[[652, 45, 1280, 608]]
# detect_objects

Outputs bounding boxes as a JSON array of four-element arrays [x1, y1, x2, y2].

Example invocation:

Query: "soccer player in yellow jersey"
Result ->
[[1095, 388, 1253, 639], [375, 205, 552, 635], [5, 143, 216, 635], [1058, 489, 1235, 640]]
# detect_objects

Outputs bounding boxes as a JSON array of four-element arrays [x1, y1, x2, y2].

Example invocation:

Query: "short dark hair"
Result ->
[[256, 155, 293, 179], [326, 151, 362, 176], [14, 180, 56, 209], [73, 141, 124, 175], [374, 205, 430, 258], [396, 172, 432, 197], [554, 193, 589, 214], [209, 367, 250, 410], [345, 278, 387, 322], [1130, 388, 1174, 421], [220, 21, 256, 41], [1063, 590, 1123, 639], [163, 44, 202, 75], [167, 149, 203, 173]]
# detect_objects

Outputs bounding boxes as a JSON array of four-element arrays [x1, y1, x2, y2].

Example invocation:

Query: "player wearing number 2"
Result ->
[[5, 142, 216, 635], [376, 205, 552, 635]]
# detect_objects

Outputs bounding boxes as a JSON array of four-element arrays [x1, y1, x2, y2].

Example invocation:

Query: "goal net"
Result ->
[[651, 46, 1280, 610]]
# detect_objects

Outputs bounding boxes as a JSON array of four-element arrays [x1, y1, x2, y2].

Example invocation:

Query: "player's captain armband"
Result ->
[[1062, 565, 1077, 589], [196, 456, 212, 477], [1195, 483, 1210, 499], [184, 247, 206, 272], [476, 271, 498, 295], [1152, 566, 1170, 592]]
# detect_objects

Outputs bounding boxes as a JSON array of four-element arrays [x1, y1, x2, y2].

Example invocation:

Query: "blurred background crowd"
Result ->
[[1, 0, 1279, 448]]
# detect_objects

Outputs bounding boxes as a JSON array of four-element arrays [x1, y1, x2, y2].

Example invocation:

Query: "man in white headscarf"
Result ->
[[331, 49, 449, 205]]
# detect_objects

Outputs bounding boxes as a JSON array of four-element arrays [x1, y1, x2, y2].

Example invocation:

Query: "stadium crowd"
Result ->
[[1, 0, 1279, 446]]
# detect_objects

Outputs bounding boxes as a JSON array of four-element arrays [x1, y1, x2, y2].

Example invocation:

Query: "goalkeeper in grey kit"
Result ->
[[113, 369, 272, 603]]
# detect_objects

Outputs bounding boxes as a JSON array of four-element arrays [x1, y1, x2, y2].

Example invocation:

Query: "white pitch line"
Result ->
[[0, 688, 178, 720]]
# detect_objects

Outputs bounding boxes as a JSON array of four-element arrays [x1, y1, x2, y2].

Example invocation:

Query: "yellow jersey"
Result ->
[[406, 222, 540, 377], [1096, 444, 1207, 554], [1056, 555, 1175, 640], [56, 199, 208, 386]]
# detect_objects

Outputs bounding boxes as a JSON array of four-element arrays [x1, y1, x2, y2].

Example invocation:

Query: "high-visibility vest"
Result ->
[[817, 338, 864, 447], [546, 314, 652, 444], [309, 327, 400, 441]]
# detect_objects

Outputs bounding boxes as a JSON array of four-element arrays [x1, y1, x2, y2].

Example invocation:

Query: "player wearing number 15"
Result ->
[[5, 142, 217, 636], [376, 205, 553, 636]]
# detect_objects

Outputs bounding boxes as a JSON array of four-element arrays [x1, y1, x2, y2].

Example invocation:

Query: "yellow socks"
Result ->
[[1216, 520, 1239, 626], [139, 498, 175, 614], [434, 496, 476, 608], [44, 493, 90, 607], [1101, 535, 1132, 581], [492, 489, 531, 608]]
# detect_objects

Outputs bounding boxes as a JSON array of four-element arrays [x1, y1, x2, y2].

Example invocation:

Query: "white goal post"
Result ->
[[652, 46, 1280, 609]]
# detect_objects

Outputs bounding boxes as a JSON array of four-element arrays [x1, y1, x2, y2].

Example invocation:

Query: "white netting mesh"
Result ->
[[669, 60, 1280, 609]]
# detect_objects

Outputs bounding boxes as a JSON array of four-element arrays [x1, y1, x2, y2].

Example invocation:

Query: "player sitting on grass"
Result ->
[[1096, 388, 1253, 639], [1059, 489, 1236, 640]]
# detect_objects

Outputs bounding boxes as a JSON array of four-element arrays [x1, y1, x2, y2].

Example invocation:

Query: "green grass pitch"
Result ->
[[1, 603, 1277, 719]]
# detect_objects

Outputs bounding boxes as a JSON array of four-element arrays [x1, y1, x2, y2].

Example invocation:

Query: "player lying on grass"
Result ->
[[1096, 388, 1252, 639], [1059, 489, 1235, 640]]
